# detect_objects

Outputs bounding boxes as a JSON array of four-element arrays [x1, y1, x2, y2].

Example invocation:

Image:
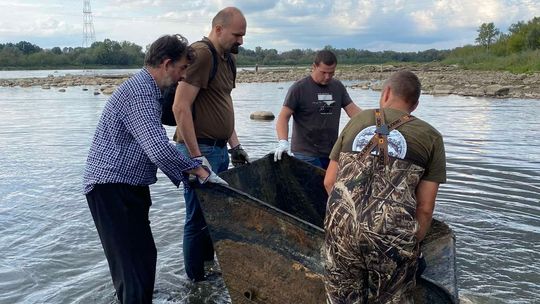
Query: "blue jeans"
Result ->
[[176, 143, 229, 281], [294, 153, 330, 170]]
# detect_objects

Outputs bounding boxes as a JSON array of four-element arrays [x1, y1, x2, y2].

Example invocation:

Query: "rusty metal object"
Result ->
[[195, 153, 458, 304]]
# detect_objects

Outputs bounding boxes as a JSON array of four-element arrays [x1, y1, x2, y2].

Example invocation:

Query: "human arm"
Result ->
[[122, 91, 206, 186], [274, 106, 294, 161], [276, 106, 294, 140], [228, 130, 241, 148], [415, 179, 440, 241], [324, 160, 339, 194], [172, 81, 201, 157], [344, 102, 362, 118]]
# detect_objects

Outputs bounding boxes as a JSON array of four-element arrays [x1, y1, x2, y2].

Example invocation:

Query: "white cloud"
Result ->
[[0, 0, 538, 51], [328, 0, 373, 33], [410, 10, 437, 33]]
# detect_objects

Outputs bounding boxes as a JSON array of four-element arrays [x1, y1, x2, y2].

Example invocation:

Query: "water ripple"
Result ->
[[0, 84, 539, 304]]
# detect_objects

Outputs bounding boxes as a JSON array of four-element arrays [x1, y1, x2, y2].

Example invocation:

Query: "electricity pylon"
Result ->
[[83, 0, 96, 47]]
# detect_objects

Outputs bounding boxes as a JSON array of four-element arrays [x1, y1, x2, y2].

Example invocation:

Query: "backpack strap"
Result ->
[[356, 109, 416, 166], [198, 39, 236, 86], [160, 39, 237, 126]]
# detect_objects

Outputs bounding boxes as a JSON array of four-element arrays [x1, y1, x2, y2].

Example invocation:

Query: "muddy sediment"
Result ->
[[1, 64, 540, 99]]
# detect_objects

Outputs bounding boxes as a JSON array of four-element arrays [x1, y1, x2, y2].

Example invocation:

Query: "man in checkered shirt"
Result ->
[[83, 34, 226, 304]]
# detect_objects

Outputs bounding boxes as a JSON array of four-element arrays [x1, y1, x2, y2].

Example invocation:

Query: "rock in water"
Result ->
[[250, 111, 275, 121]]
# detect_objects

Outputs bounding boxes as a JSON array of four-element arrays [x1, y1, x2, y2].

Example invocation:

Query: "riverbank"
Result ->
[[1, 64, 540, 99], [238, 64, 540, 99]]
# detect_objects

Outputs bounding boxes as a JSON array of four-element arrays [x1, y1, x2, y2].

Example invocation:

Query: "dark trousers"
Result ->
[[86, 183, 157, 304]]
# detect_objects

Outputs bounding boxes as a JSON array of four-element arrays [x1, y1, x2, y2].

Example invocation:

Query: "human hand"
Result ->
[[274, 140, 293, 162], [198, 170, 228, 185], [192, 155, 212, 171], [228, 144, 250, 167]]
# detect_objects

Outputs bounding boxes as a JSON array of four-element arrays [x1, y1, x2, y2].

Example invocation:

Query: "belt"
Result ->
[[197, 138, 227, 148]]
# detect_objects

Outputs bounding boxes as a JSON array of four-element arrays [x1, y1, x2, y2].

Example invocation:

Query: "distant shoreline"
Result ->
[[1, 64, 540, 99]]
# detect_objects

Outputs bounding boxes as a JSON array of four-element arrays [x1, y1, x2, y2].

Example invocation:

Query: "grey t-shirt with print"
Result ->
[[284, 76, 353, 157]]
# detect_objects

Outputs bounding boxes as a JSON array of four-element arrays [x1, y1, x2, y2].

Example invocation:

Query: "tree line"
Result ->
[[1, 16, 539, 72], [238, 46, 448, 66], [0, 39, 448, 69], [444, 17, 540, 72], [0, 39, 144, 69]]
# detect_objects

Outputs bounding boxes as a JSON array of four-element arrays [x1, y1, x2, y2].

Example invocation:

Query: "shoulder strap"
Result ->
[[160, 41, 237, 126], [227, 53, 237, 87], [198, 39, 236, 85], [375, 109, 389, 168], [356, 109, 416, 165]]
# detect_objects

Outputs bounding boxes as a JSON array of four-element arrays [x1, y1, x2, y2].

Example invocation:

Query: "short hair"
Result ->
[[314, 50, 337, 66], [144, 34, 195, 68], [384, 70, 421, 104], [212, 7, 244, 28]]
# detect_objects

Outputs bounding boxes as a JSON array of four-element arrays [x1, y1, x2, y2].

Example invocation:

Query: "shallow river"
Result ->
[[0, 72, 538, 303]]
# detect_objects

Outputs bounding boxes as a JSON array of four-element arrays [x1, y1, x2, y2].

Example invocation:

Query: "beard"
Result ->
[[163, 74, 175, 88], [230, 43, 240, 54]]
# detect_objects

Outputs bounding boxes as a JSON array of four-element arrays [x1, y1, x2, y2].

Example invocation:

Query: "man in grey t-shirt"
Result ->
[[274, 50, 361, 169]]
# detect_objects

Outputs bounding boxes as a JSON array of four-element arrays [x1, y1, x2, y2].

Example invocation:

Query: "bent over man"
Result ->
[[84, 34, 226, 304], [323, 71, 446, 303]]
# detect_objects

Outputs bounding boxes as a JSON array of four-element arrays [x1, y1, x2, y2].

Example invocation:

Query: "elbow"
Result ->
[[416, 200, 434, 217], [416, 207, 433, 221], [323, 179, 333, 195], [172, 102, 189, 120], [171, 102, 182, 116]]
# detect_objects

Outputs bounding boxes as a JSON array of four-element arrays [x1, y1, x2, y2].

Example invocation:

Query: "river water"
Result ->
[[0, 70, 539, 304]]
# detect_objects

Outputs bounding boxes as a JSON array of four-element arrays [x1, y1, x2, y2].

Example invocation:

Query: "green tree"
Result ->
[[15, 41, 41, 54], [475, 22, 500, 49], [508, 21, 525, 34], [51, 47, 62, 55], [525, 26, 540, 49]]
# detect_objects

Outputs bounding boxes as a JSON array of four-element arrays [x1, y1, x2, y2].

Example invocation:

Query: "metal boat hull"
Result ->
[[195, 154, 458, 303]]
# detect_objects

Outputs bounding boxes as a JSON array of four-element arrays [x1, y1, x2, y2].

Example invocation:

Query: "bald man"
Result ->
[[172, 7, 249, 281]]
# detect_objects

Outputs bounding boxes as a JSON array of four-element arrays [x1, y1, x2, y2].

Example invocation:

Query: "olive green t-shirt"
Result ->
[[330, 108, 446, 183], [175, 39, 235, 141]]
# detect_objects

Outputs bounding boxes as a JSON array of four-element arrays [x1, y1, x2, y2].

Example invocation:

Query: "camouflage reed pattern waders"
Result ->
[[324, 110, 423, 303]]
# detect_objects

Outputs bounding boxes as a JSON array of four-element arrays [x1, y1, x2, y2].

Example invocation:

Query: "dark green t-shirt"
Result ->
[[330, 108, 446, 183]]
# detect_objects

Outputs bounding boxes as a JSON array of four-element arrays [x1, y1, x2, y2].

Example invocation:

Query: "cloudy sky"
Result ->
[[0, 0, 539, 52]]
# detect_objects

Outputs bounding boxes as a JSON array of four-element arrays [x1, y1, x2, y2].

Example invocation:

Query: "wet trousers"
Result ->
[[176, 143, 229, 281], [86, 183, 156, 304]]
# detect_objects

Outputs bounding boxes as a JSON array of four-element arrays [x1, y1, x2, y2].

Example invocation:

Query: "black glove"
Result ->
[[228, 144, 250, 167]]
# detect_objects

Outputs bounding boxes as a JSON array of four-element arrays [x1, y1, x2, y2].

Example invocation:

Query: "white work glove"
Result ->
[[198, 169, 228, 185], [192, 156, 228, 185], [192, 155, 212, 171], [274, 139, 293, 162]]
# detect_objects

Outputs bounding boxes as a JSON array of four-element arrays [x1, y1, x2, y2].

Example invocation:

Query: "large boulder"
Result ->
[[485, 85, 510, 97]]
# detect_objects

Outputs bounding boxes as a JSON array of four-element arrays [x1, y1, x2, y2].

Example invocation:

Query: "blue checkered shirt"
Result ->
[[83, 68, 200, 194]]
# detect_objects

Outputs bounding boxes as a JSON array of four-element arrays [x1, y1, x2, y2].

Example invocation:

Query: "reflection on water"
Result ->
[[0, 80, 539, 304]]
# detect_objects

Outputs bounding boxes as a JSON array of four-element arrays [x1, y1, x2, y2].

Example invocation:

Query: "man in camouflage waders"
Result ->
[[323, 71, 446, 303]]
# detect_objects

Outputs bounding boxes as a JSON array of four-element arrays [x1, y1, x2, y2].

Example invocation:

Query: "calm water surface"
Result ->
[[0, 71, 539, 304]]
